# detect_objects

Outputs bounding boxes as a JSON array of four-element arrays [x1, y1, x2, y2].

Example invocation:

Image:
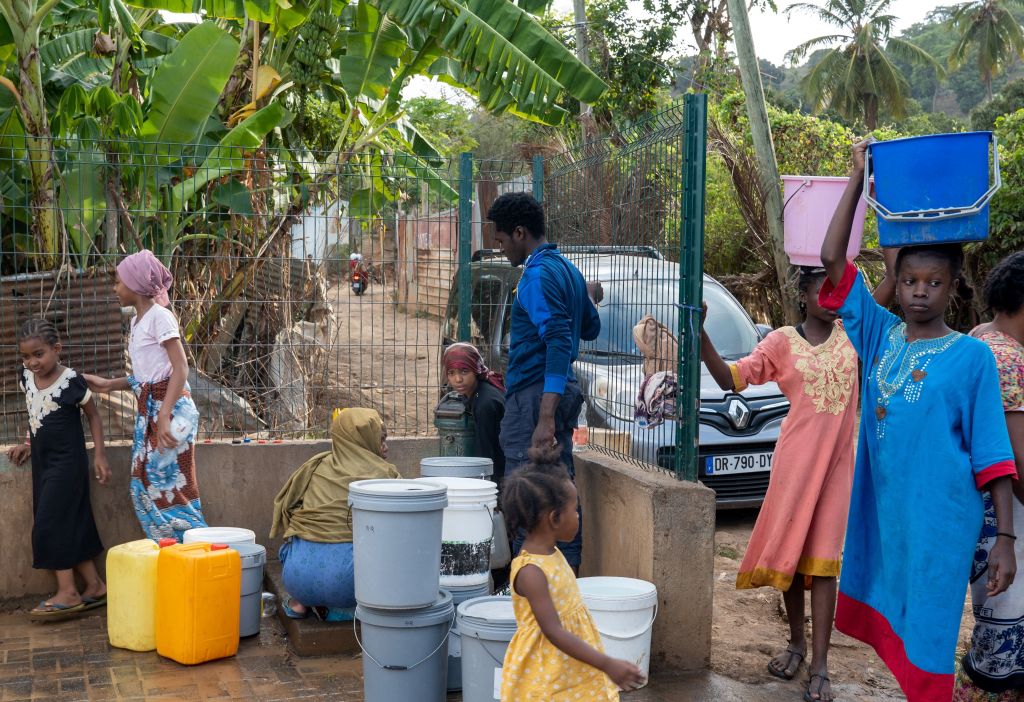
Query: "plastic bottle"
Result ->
[[261, 592, 277, 617], [572, 405, 589, 453]]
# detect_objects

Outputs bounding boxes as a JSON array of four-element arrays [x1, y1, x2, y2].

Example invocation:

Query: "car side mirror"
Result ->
[[755, 324, 773, 340]]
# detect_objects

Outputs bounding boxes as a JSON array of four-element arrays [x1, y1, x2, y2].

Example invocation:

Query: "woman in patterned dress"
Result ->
[[956, 251, 1024, 699], [701, 264, 893, 702], [85, 250, 206, 541]]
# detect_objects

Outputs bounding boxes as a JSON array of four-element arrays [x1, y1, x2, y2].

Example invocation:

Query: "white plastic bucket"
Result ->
[[457, 596, 516, 702], [578, 577, 658, 688], [349, 479, 448, 609], [446, 582, 492, 692], [182, 527, 256, 545], [420, 456, 494, 480], [415, 477, 497, 589], [355, 591, 455, 702]]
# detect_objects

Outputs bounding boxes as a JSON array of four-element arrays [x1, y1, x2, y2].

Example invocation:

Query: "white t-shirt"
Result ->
[[128, 305, 180, 382]]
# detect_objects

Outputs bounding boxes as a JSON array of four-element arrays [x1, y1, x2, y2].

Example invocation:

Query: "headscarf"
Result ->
[[117, 250, 173, 307], [270, 408, 400, 543], [443, 342, 505, 393]]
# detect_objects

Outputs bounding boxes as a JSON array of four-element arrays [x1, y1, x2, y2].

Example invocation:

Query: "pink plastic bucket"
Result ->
[[783, 176, 866, 266]]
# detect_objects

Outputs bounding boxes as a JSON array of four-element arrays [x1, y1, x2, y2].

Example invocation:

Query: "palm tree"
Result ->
[[786, 0, 943, 129], [948, 0, 1024, 100]]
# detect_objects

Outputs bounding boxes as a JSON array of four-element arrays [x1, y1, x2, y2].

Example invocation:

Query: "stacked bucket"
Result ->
[[349, 478, 455, 701]]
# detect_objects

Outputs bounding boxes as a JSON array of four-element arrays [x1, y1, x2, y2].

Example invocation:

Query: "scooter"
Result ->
[[349, 253, 369, 295]]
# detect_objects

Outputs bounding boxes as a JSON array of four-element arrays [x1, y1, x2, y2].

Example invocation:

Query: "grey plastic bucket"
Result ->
[[445, 583, 492, 692], [349, 479, 448, 609], [457, 596, 517, 702], [355, 591, 455, 702], [420, 456, 493, 480], [229, 543, 266, 638]]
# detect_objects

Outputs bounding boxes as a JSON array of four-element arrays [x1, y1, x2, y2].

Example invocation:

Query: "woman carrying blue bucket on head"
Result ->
[[819, 140, 1017, 702]]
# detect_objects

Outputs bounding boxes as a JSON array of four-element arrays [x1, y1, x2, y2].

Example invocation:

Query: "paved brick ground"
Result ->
[[0, 609, 801, 701]]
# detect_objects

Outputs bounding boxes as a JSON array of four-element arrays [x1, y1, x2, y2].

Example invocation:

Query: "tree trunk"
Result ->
[[16, 20, 61, 268], [864, 94, 878, 130]]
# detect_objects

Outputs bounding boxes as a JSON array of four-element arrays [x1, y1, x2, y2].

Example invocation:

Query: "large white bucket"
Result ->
[[457, 596, 516, 702], [446, 582, 492, 692], [578, 577, 658, 688], [182, 527, 256, 545], [349, 479, 448, 609], [416, 477, 497, 589]]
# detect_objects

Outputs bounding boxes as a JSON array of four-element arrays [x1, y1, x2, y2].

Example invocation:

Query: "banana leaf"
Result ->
[[139, 22, 239, 151], [338, 1, 409, 103], [58, 148, 107, 260]]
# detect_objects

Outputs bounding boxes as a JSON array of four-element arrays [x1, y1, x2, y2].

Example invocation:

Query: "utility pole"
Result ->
[[725, 0, 798, 322]]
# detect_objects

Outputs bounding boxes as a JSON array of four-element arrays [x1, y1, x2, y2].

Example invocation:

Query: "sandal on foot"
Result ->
[[804, 673, 833, 702], [30, 600, 85, 622], [282, 596, 309, 620], [81, 595, 107, 611], [767, 646, 805, 680]]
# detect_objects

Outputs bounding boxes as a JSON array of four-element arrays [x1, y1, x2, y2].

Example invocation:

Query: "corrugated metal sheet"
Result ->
[[1, 268, 126, 398]]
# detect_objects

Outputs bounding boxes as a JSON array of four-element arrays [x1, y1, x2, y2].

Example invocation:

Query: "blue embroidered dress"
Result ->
[[820, 264, 1017, 702]]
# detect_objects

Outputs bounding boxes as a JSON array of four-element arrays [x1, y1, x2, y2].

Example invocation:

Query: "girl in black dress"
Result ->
[[6, 319, 110, 620]]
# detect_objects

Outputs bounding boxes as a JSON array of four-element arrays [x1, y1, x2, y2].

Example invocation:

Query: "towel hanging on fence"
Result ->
[[634, 371, 678, 429]]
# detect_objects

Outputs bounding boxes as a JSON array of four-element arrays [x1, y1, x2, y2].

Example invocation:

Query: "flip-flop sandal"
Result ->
[[30, 600, 85, 622], [81, 596, 107, 611], [281, 596, 309, 620], [804, 673, 832, 702], [767, 646, 805, 680]]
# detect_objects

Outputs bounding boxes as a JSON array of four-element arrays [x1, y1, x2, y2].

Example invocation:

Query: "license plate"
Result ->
[[704, 452, 773, 476]]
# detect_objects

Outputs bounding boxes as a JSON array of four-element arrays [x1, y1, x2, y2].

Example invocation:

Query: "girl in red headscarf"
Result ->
[[443, 343, 506, 483]]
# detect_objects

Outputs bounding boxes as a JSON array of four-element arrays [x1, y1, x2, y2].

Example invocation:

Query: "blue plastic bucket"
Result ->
[[865, 132, 1000, 246]]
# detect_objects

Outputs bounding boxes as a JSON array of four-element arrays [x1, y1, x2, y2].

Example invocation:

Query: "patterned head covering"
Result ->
[[443, 342, 505, 393]]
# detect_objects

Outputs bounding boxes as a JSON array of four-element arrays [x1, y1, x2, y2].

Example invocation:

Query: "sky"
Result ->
[[404, 0, 938, 101]]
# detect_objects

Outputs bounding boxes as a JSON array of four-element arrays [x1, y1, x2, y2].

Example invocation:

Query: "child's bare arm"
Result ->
[[156, 337, 189, 449], [700, 303, 735, 391], [822, 141, 869, 286], [515, 565, 644, 688], [83, 374, 130, 393], [81, 398, 110, 485]]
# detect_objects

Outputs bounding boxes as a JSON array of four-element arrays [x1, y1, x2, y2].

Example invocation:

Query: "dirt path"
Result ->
[[319, 282, 444, 435], [713, 510, 974, 700]]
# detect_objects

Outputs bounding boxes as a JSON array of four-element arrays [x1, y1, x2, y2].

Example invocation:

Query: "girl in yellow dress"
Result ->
[[499, 448, 644, 701]]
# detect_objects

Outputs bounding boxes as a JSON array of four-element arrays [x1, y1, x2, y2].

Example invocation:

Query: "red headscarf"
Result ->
[[443, 343, 505, 393]]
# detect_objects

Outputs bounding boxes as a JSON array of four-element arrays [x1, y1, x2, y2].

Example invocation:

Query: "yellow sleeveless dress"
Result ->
[[500, 548, 619, 701]]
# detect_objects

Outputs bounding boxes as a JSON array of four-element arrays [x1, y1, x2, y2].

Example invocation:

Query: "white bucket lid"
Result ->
[[577, 577, 658, 609], [182, 527, 256, 544], [349, 479, 448, 512], [457, 596, 517, 640], [415, 476, 496, 493], [420, 456, 493, 478]]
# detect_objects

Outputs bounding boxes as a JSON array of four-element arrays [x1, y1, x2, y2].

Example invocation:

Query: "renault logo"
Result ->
[[726, 397, 751, 430]]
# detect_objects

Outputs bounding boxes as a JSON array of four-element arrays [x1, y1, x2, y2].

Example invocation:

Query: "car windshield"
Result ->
[[581, 279, 759, 362]]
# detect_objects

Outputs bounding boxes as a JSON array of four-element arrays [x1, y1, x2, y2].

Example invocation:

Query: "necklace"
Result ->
[[873, 323, 962, 439]]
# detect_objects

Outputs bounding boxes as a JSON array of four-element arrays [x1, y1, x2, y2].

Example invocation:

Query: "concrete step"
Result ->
[[264, 560, 361, 657]]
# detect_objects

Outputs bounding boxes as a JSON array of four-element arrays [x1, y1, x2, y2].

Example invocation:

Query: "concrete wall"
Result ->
[[575, 451, 716, 674], [0, 437, 436, 603], [0, 441, 716, 675]]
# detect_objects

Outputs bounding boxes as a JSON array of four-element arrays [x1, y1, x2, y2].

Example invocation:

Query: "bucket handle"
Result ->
[[594, 602, 659, 641], [862, 133, 1001, 222], [353, 613, 455, 671], [782, 179, 809, 212], [467, 630, 509, 668]]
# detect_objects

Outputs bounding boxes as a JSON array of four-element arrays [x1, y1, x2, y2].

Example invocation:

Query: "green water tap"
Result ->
[[433, 391, 475, 457]]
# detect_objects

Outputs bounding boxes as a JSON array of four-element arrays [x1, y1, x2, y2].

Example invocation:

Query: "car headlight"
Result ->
[[590, 374, 636, 422]]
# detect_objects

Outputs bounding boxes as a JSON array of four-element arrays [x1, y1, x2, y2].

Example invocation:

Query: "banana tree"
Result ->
[[0, 0, 140, 267]]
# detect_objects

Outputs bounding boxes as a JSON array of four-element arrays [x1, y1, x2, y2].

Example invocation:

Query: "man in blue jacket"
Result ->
[[488, 192, 600, 569]]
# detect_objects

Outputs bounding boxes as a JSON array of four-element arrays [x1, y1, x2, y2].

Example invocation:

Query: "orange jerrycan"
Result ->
[[156, 542, 241, 665]]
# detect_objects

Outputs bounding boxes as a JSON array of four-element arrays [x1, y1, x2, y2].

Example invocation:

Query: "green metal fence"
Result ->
[[0, 97, 713, 482]]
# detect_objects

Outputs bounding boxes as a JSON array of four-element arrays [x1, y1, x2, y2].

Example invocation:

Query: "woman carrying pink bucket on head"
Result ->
[[85, 250, 208, 542]]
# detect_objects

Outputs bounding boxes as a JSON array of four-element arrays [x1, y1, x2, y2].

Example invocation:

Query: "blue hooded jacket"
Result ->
[[505, 244, 601, 395]]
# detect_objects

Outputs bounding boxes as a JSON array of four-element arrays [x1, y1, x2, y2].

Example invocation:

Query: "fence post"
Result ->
[[532, 155, 544, 202], [675, 93, 708, 482], [458, 152, 474, 342]]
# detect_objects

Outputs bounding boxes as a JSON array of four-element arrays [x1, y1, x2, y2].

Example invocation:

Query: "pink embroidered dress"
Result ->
[[731, 323, 858, 591]]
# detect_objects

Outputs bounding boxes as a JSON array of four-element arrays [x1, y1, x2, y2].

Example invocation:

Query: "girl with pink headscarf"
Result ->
[[84, 250, 207, 541]]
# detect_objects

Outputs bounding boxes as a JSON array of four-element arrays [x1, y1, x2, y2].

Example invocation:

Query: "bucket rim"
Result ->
[[577, 577, 658, 608], [349, 479, 448, 511], [414, 476, 497, 491], [456, 596, 517, 639], [868, 130, 992, 149], [355, 590, 455, 628], [781, 175, 854, 183], [421, 456, 494, 468]]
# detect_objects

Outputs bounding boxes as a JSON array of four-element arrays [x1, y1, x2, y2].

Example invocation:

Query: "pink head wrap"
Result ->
[[117, 250, 173, 307]]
